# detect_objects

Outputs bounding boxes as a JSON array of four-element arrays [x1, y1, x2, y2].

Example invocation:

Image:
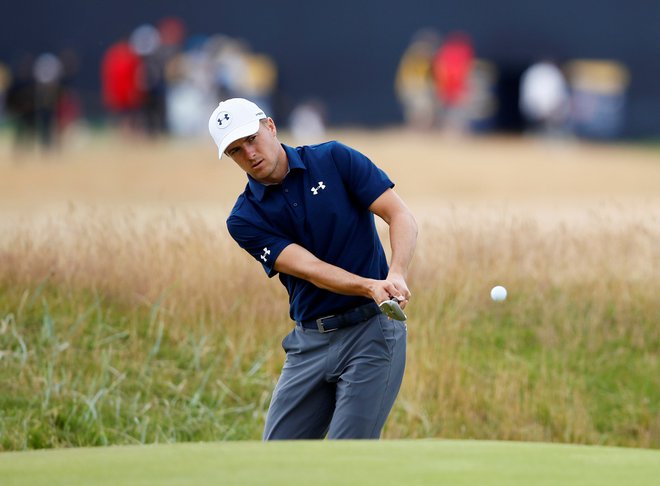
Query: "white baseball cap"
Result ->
[[208, 98, 267, 158]]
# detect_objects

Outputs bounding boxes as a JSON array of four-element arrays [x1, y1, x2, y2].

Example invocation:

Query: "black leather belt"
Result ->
[[298, 302, 381, 333]]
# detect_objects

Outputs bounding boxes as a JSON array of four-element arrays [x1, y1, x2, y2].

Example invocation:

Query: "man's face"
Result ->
[[225, 118, 284, 184]]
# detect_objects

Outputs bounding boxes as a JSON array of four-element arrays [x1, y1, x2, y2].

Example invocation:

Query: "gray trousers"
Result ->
[[263, 313, 407, 440]]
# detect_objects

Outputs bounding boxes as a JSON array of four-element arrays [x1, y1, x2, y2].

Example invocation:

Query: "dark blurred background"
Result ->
[[0, 0, 658, 141]]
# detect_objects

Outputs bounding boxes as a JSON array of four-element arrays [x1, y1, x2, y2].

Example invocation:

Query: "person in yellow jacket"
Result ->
[[395, 29, 439, 130]]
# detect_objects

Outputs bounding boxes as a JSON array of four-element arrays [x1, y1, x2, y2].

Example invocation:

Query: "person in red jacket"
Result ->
[[432, 31, 474, 132], [101, 40, 144, 133]]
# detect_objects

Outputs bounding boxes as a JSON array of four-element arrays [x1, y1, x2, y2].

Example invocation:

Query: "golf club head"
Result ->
[[379, 299, 408, 321]]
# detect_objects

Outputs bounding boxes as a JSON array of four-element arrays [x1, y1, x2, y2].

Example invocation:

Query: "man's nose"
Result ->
[[245, 144, 257, 159]]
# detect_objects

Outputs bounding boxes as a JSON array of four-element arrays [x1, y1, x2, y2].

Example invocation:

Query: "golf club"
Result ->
[[379, 298, 408, 321]]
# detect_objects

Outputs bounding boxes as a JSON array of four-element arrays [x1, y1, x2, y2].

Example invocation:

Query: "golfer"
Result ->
[[208, 98, 417, 439]]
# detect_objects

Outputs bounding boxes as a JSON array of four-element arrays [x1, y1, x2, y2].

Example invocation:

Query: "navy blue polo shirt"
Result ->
[[226, 141, 394, 322]]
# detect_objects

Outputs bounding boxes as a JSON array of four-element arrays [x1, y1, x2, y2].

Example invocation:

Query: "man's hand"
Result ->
[[386, 271, 411, 309], [366, 273, 411, 310]]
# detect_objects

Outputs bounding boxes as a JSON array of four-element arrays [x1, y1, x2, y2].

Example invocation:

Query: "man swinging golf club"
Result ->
[[209, 98, 417, 439]]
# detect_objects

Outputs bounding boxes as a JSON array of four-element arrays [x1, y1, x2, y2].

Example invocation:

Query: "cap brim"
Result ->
[[218, 120, 261, 158]]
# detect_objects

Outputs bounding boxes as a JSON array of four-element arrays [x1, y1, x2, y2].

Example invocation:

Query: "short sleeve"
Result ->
[[226, 213, 293, 278], [329, 142, 394, 208]]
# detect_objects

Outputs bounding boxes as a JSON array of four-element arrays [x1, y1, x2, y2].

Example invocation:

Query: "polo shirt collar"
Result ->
[[247, 145, 307, 201]]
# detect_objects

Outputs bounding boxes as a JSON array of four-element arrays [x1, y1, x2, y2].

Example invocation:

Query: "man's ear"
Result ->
[[265, 117, 277, 134]]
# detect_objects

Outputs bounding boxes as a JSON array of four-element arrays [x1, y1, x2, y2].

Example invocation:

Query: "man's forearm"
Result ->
[[273, 243, 403, 304], [274, 243, 374, 298], [388, 210, 418, 278], [299, 259, 375, 297]]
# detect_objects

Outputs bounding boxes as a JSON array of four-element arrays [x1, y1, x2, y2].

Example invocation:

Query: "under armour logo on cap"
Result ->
[[217, 112, 231, 128], [208, 98, 267, 159]]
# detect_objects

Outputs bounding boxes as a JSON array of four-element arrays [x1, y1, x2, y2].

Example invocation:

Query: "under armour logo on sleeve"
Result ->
[[311, 182, 326, 195], [260, 247, 271, 262]]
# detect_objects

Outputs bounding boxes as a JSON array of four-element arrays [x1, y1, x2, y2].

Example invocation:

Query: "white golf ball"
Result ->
[[490, 285, 507, 301]]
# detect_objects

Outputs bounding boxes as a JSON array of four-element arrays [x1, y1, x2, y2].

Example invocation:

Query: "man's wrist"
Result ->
[[388, 266, 408, 280], [361, 278, 379, 300]]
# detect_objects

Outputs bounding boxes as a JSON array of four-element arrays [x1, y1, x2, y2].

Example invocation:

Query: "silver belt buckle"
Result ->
[[316, 315, 336, 333]]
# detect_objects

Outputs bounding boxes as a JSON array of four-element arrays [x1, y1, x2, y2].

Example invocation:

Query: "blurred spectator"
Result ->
[[432, 31, 474, 133], [289, 99, 326, 145], [33, 52, 63, 149], [164, 35, 215, 137], [56, 48, 83, 142], [131, 22, 180, 137], [130, 24, 163, 135], [565, 59, 630, 140], [519, 59, 571, 137], [0, 61, 11, 123], [465, 59, 499, 133], [101, 39, 145, 135], [243, 51, 277, 117], [158, 17, 186, 53], [210, 37, 249, 100], [395, 29, 439, 130], [5, 54, 37, 152], [165, 56, 208, 137]]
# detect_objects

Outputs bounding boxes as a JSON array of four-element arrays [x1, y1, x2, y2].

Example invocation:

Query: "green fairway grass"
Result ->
[[0, 439, 657, 486]]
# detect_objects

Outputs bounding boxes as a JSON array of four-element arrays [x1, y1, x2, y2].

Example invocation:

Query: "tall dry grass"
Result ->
[[393, 212, 659, 446], [1, 206, 658, 449]]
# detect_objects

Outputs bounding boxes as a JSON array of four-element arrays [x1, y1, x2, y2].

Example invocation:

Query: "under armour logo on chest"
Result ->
[[311, 181, 326, 195], [260, 247, 271, 262]]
